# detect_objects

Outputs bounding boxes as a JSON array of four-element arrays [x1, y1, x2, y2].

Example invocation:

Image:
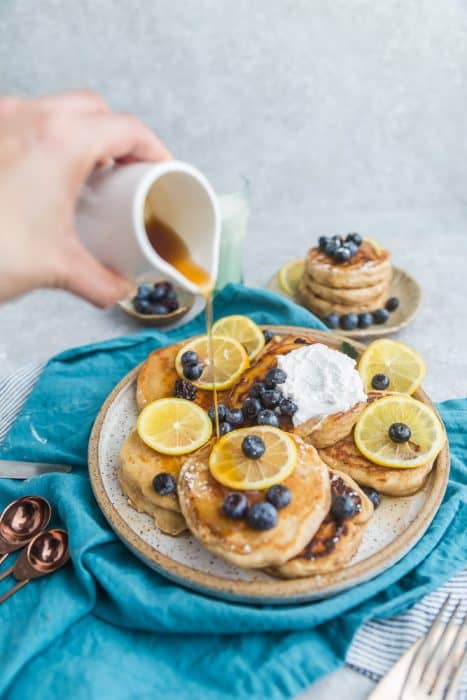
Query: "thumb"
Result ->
[[57, 241, 135, 308]]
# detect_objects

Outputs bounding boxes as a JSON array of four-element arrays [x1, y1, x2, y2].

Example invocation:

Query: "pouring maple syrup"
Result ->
[[145, 215, 220, 438]]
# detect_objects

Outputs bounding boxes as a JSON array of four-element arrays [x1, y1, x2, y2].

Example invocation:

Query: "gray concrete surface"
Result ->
[[1, 1, 467, 697]]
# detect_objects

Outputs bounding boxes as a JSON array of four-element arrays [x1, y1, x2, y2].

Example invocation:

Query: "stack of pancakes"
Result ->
[[119, 332, 438, 577], [298, 239, 392, 317]]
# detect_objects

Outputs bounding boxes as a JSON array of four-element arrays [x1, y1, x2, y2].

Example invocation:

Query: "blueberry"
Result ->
[[181, 350, 199, 367], [147, 303, 170, 315], [264, 368, 287, 388], [242, 397, 262, 420], [340, 313, 359, 331], [152, 472, 176, 496], [385, 297, 400, 312], [334, 247, 351, 264], [249, 382, 266, 400], [332, 235, 343, 246], [247, 502, 278, 530], [263, 329, 274, 344], [136, 285, 152, 299], [242, 434, 266, 459], [344, 241, 359, 257], [256, 409, 280, 427], [388, 422, 411, 443], [371, 373, 390, 390], [224, 408, 244, 427], [261, 389, 282, 409], [362, 487, 381, 509], [183, 363, 203, 380], [154, 280, 173, 294], [208, 403, 227, 423], [373, 308, 390, 325], [222, 492, 249, 519], [358, 312, 373, 329], [331, 494, 356, 520], [346, 232, 362, 246], [266, 484, 291, 509], [279, 398, 298, 417], [149, 285, 167, 302], [323, 239, 340, 256], [219, 421, 232, 435], [318, 236, 331, 251], [165, 296, 179, 312], [323, 313, 339, 329], [133, 298, 152, 314]]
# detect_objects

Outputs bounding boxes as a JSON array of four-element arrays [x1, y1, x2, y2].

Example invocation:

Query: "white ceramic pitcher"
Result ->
[[75, 160, 221, 294]]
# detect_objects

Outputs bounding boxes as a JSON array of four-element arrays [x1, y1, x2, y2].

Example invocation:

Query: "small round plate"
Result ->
[[117, 274, 195, 328], [267, 266, 421, 338], [88, 326, 449, 605]]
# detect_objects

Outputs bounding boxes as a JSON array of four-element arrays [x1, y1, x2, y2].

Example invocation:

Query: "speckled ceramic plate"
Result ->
[[88, 327, 449, 605], [267, 266, 421, 338]]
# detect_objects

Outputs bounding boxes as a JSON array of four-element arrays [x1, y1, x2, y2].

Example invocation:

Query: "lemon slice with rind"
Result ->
[[354, 394, 445, 469], [358, 339, 427, 395], [137, 398, 212, 455], [211, 315, 265, 361], [209, 426, 297, 490], [278, 258, 305, 296], [175, 335, 249, 391]]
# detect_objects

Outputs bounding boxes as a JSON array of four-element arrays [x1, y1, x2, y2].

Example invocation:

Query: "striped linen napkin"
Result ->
[[0, 362, 465, 697]]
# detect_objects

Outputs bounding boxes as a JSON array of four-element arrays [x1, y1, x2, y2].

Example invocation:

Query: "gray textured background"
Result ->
[[0, 2, 466, 696]]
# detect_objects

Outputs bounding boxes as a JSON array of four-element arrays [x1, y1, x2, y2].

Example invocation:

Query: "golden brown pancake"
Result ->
[[303, 275, 390, 305], [136, 339, 229, 412], [178, 435, 331, 568], [318, 392, 434, 496], [229, 334, 367, 448], [119, 430, 188, 534], [303, 240, 392, 289], [297, 280, 387, 316], [269, 469, 374, 578]]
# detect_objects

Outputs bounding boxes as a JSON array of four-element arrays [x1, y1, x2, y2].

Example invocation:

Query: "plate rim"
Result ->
[[267, 265, 422, 338], [88, 326, 449, 604]]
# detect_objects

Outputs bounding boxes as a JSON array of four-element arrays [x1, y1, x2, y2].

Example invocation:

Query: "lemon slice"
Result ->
[[211, 315, 265, 361], [209, 426, 297, 490], [137, 398, 212, 455], [278, 258, 305, 296], [175, 335, 249, 391], [354, 394, 445, 469], [358, 339, 427, 395]]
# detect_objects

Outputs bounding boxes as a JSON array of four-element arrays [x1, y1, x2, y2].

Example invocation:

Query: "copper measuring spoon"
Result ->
[[0, 496, 51, 565], [0, 528, 69, 604]]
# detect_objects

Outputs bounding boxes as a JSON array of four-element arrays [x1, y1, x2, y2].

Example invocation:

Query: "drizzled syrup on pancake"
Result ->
[[310, 240, 388, 270]]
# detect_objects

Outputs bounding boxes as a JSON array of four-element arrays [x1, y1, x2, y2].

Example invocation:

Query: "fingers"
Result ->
[[57, 241, 135, 308], [35, 90, 110, 115], [74, 112, 172, 177]]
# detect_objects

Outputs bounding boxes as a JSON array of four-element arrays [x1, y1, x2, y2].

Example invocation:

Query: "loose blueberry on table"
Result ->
[[340, 313, 359, 331], [152, 472, 177, 496], [385, 297, 400, 312]]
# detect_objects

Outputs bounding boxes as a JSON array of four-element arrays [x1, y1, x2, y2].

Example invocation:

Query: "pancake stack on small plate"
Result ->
[[298, 239, 392, 317]]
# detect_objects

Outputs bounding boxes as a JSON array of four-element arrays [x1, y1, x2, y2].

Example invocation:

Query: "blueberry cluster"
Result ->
[[223, 483, 292, 530], [133, 281, 179, 315], [208, 368, 298, 434], [174, 378, 197, 401], [318, 232, 362, 264], [180, 350, 204, 381], [323, 296, 400, 331]]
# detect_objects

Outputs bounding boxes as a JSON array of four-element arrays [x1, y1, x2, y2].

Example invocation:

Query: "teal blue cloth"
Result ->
[[0, 284, 465, 700]]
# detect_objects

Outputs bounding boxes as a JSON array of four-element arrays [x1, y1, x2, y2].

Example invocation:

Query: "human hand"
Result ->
[[0, 91, 171, 306]]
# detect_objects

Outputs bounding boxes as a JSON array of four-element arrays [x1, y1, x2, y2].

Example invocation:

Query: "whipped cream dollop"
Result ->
[[277, 343, 366, 427]]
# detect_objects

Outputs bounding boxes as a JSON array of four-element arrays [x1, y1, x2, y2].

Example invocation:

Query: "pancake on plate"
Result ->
[[269, 469, 374, 578], [303, 239, 392, 289], [229, 334, 367, 448], [136, 340, 228, 412], [178, 435, 330, 569], [318, 392, 434, 496], [119, 430, 187, 535], [303, 275, 390, 306], [297, 283, 387, 316]]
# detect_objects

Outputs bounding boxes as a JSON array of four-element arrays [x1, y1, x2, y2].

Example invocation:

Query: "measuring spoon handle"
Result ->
[[0, 564, 14, 582], [0, 579, 29, 604]]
